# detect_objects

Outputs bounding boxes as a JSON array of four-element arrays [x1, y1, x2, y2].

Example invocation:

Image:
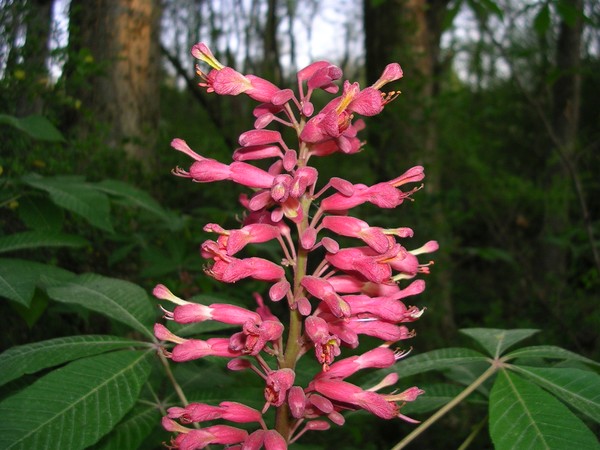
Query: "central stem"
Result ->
[[275, 188, 311, 439]]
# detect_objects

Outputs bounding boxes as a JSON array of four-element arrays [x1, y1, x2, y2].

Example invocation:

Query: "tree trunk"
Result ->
[[540, 0, 584, 298], [66, 0, 161, 170], [364, 0, 455, 344]]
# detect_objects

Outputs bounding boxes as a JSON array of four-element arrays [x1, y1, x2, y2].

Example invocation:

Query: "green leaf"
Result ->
[[504, 345, 600, 367], [0, 258, 75, 306], [510, 366, 600, 423], [0, 231, 89, 254], [0, 350, 153, 450], [17, 196, 64, 231], [46, 274, 156, 339], [489, 370, 600, 450], [0, 335, 145, 387], [477, 0, 504, 18], [95, 179, 182, 230], [393, 348, 489, 378], [22, 174, 113, 232], [0, 114, 65, 142], [460, 328, 539, 358], [91, 403, 161, 450], [534, 3, 551, 34]]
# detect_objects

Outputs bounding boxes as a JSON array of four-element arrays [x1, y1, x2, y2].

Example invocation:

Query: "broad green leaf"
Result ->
[[10, 289, 48, 327], [393, 348, 488, 378], [22, 174, 113, 232], [489, 370, 600, 450], [0, 231, 89, 254], [95, 179, 182, 230], [534, 4, 551, 34], [46, 273, 156, 339], [460, 328, 539, 358], [510, 365, 600, 423], [0, 335, 146, 387], [0, 350, 153, 450], [17, 196, 64, 231], [504, 345, 600, 367], [0, 258, 75, 306], [0, 114, 65, 142], [91, 403, 161, 450]]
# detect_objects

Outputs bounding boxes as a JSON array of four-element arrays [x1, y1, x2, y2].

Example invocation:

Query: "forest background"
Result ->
[[0, 0, 599, 448]]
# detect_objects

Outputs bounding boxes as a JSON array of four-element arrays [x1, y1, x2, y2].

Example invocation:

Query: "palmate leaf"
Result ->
[[504, 345, 600, 367], [0, 335, 146, 387], [0, 231, 89, 254], [22, 174, 113, 232], [392, 347, 488, 378], [460, 328, 539, 358], [511, 365, 600, 423], [91, 403, 161, 450], [0, 350, 153, 450], [0, 258, 75, 306], [46, 273, 156, 339], [489, 370, 600, 450]]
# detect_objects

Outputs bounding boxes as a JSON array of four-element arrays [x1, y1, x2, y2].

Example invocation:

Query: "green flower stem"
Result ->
[[158, 350, 190, 407], [390, 363, 499, 450], [276, 193, 311, 439]]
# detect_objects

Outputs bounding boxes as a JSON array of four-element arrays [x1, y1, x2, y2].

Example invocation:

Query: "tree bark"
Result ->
[[66, 0, 161, 170], [541, 0, 585, 293]]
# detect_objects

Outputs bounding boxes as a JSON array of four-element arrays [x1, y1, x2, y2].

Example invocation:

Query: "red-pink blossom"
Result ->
[[171, 338, 242, 362], [264, 369, 295, 409]]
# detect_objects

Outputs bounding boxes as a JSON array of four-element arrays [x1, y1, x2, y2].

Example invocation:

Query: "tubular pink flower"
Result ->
[[230, 319, 284, 355], [206, 256, 285, 283], [372, 63, 403, 90], [264, 430, 287, 450], [191, 43, 224, 69], [316, 347, 398, 380], [171, 302, 260, 325], [230, 162, 276, 188], [226, 223, 281, 255], [153, 284, 187, 305], [301, 276, 351, 318], [264, 369, 295, 409], [239, 129, 283, 147], [305, 315, 341, 367], [154, 323, 185, 344], [288, 386, 306, 418], [171, 138, 205, 161], [312, 379, 422, 421], [167, 403, 223, 423], [342, 295, 413, 323], [346, 320, 413, 342], [171, 338, 242, 362], [269, 280, 290, 302], [233, 144, 283, 161], [321, 216, 390, 253], [220, 402, 264, 424], [243, 430, 265, 450], [245, 75, 281, 103], [325, 247, 394, 284], [176, 425, 248, 449]]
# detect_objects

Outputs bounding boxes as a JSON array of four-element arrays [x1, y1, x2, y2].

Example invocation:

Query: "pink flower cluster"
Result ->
[[154, 43, 438, 450]]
